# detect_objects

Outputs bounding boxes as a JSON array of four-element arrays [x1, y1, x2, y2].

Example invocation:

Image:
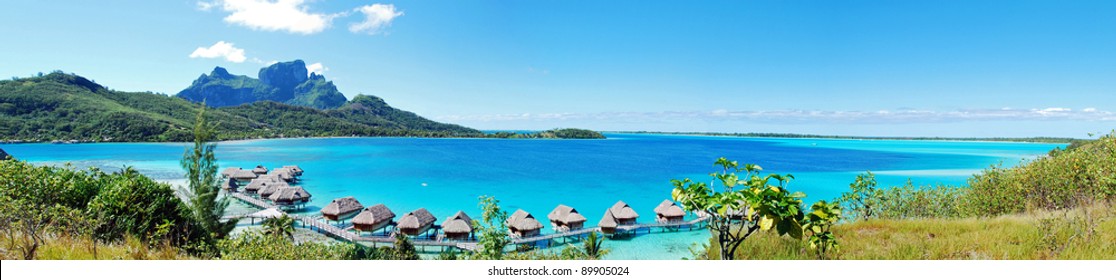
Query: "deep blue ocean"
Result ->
[[0, 133, 1063, 259]]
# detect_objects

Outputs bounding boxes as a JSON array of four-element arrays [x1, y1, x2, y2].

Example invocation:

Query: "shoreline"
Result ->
[[606, 131, 1078, 144]]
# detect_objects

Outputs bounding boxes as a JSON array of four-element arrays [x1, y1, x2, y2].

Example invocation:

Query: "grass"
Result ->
[[0, 234, 190, 260], [708, 202, 1116, 260]]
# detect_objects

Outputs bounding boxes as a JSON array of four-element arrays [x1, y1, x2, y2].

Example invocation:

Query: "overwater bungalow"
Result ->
[[654, 199, 686, 223], [268, 186, 312, 207], [506, 209, 543, 238], [397, 208, 437, 237], [320, 197, 363, 221], [353, 204, 396, 234], [251, 165, 268, 175], [245, 179, 285, 194], [220, 167, 241, 178], [271, 168, 296, 182], [255, 181, 290, 197], [228, 169, 258, 182], [598, 201, 639, 234], [222, 179, 238, 192], [245, 207, 284, 224], [441, 211, 473, 240], [547, 204, 587, 232], [282, 165, 303, 176]]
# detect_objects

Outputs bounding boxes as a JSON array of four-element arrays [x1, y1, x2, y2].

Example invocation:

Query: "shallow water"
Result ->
[[1, 133, 1062, 259]]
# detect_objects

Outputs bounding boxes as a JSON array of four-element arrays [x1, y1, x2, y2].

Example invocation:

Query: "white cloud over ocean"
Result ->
[[435, 107, 1116, 124]]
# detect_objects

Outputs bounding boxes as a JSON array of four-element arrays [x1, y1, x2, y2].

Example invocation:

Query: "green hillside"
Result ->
[[0, 72, 483, 142]]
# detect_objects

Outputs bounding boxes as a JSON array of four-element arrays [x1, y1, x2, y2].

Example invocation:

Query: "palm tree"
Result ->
[[582, 231, 610, 259], [262, 215, 295, 240]]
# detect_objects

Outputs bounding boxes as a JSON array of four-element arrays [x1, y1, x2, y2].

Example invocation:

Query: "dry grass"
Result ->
[[0, 234, 190, 260], [714, 202, 1116, 260]]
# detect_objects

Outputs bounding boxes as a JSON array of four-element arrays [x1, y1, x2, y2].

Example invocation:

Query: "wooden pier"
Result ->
[[227, 190, 709, 252]]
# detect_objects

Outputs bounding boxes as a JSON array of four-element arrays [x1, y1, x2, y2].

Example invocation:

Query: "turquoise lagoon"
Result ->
[[0, 133, 1064, 259]]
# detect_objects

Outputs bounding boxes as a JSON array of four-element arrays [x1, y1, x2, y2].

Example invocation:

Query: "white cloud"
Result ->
[[306, 62, 328, 75], [349, 4, 403, 35], [189, 41, 247, 63], [197, 1, 218, 11], [215, 0, 338, 34], [436, 108, 1116, 124]]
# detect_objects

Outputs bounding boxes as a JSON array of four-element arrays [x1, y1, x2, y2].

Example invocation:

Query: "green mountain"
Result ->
[[177, 60, 347, 109], [0, 72, 482, 142]]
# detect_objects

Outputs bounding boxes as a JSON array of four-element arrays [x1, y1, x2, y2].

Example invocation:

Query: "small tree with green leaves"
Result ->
[[671, 157, 806, 260], [180, 104, 237, 249], [390, 231, 420, 260], [471, 195, 510, 260], [581, 231, 610, 260], [803, 200, 841, 259], [839, 171, 884, 221], [262, 215, 295, 240]]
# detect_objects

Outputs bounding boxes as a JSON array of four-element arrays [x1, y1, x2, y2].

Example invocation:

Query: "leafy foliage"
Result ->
[[216, 230, 361, 260], [470, 195, 511, 260], [0, 160, 202, 259], [179, 106, 236, 249], [838, 171, 885, 221], [803, 200, 841, 259], [261, 215, 295, 240], [670, 157, 806, 260]]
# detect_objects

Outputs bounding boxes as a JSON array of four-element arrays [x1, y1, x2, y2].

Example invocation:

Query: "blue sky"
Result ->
[[1, 0, 1113, 137]]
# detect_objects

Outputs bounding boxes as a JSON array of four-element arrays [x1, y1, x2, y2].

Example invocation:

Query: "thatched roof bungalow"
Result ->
[[397, 208, 437, 236], [228, 169, 258, 181], [654, 199, 686, 223], [353, 204, 395, 233], [598, 201, 639, 234], [320, 197, 363, 221], [441, 211, 473, 240], [221, 179, 238, 191], [268, 187, 311, 206], [282, 165, 303, 176], [251, 165, 268, 175], [221, 167, 241, 178], [547, 204, 587, 231], [254, 181, 290, 197], [506, 209, 543, 238]]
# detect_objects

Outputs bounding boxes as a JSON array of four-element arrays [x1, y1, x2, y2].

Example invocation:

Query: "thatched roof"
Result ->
[[247, 208, 285, 219], [220, 167, 240, 177], [282, 165, 303, 173], [222, 179, 237, 190], [255, 181, 290, 196], [654, 199, 686, 218], [252, 165, 268, 174], [245, 178, 285, 192], [353, 204, 395, 226], [397, 208, 437, 230], [506, 209, 543, 231], [321, 197, 363, 216], [597, 210, 617, 228], [268, 186, 311, 202], [608, 200, 639, 220], [229, 169, 258, 180], [547, 204, 587, 224], [441, 211, 473, 234]]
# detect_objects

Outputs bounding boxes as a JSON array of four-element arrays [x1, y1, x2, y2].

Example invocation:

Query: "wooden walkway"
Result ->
[[227, 190, 709, 252]]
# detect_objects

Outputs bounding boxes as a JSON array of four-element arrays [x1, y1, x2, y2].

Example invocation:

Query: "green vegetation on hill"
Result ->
[[488, 128, 606, 139], [177, 60, 347, 109], [0, 72, 483, 142]]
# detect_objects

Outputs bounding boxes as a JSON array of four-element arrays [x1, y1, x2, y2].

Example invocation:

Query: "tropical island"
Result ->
[[0, 64, 604, 142]]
